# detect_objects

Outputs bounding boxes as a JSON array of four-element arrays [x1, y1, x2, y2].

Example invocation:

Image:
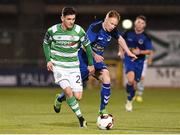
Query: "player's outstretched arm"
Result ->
[[118, 36, 137, 59], [118, 46, 125, 59]]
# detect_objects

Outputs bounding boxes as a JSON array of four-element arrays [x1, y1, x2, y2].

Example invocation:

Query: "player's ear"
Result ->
[[144, 22, 146, 28], [134, 20, 136, 26], [61, 16, 64, 22]]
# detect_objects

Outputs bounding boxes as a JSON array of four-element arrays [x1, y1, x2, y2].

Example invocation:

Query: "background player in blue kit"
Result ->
[[78, 10, 137, 115], [122, 15, 153, 112], [135, 49, 154, 102]]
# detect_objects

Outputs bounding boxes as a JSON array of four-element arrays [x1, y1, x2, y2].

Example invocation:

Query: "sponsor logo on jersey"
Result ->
[[127, 38, 133, 41], [98, 37, 103, 40], [53, 35, 80, 41], [55, 40, 78, 47]]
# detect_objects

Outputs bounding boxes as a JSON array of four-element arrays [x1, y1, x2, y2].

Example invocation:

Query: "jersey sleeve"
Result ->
[[86, 24, 98, 43], [79, 26, 94, 66], [145, 37, 153, 50], [42, 29, 52, 62], [79, 27, 91, 47]]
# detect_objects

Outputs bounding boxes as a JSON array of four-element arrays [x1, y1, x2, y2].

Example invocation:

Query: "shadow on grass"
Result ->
[[113, 126, 180, 134], [41, 121, 78, 128]]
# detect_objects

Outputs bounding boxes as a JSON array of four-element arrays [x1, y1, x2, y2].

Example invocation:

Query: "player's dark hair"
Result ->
[[61, 7, 76, 16], [107, 10, 120, 21], [136, 15, 147, 22]]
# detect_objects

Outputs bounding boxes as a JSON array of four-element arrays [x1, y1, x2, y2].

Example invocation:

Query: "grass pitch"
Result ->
[[0, 87, 180, 134]]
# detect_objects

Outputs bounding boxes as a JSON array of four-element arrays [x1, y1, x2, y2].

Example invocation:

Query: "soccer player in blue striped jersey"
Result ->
[[122, 15, 153, 112], [78, 10, 137, 115]]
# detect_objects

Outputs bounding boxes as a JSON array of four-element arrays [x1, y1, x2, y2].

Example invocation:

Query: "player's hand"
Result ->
[[47, 61, 54, 72], [127, 51, 137, 60], [132, 47, 141, 55], [94, 53, 104, 62], [88, 65, 95, 75], [118, 51, 124, 59]]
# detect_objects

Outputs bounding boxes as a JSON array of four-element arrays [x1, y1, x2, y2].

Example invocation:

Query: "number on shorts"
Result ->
[[76, 75, 81, 83]]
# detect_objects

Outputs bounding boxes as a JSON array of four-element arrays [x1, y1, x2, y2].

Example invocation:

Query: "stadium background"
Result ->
[[0, 0, 180, 134], [0, 0, 180, 87]]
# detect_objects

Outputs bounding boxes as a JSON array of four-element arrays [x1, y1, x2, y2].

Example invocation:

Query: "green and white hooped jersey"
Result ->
[[43, 24, 90, 68]]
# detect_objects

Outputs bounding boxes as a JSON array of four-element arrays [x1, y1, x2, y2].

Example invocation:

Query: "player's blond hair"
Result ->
[[106, 10, 120, 21]]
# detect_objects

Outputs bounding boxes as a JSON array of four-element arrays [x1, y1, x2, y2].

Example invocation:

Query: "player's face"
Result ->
[[61, 14, 76, 30], [134, 18, 146, 33], [105, 17, 118, 32]]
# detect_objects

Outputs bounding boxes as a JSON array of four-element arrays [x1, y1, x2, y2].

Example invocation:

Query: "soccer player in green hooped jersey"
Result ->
[[42, 7, 94, 128]]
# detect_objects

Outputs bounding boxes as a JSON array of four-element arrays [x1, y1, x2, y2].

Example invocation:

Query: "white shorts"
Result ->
[[53, 66, 83, 92], [141, 59, 148, 77]]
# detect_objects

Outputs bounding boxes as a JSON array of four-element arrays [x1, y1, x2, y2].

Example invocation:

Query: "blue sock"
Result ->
[[126, 83, 135, 101], [57, 92, 66, 102], [100, 83, 111, 111]]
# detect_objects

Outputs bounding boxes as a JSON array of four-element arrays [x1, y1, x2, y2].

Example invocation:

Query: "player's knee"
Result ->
[[128, 80, 134, 85], [66, 92, 73, 98], [127, 77, 135, 85], [76, 96, 82, 101], [74, 93, 82, 100], [102, 70, 111, 83], [64, 88, 73, 98], [103, 78, 111, 84]]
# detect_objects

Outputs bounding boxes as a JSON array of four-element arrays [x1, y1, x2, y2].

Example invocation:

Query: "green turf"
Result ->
[[0, 87, 180, 134]]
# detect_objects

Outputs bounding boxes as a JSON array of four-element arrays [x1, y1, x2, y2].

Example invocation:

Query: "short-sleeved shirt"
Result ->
[[43, 23, 90, 69], [123, 29, 153, 82], [78, 21, 121, 80]]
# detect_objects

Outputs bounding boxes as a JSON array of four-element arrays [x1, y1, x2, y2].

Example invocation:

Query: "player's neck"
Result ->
[[61, 23, 68, 31], [135, 28, 144, 34], [102, 22, 107, 32], [61, 23, 74, 31]]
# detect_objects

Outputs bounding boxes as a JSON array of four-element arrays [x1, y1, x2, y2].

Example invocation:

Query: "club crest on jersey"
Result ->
[[56, 72, 62, 79], [138, 39, 144, 45], [107, 36, 112, 42]]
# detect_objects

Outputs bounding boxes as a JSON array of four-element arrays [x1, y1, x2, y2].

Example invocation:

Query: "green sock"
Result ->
[[66, 96, 82, 118]]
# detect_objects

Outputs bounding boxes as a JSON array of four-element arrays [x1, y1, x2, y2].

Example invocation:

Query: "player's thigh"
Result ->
[[94, 62, 108, 82], [62, 85, 73, 98], [124, 62, 135, 84], [53, 66, 69, 85], [69, 71, 83, 93], [135, 61, 144, 82]]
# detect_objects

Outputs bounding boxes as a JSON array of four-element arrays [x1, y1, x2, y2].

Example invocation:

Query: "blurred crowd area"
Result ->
[[1, 0, 180, 5], [0, 0, 180, 68]]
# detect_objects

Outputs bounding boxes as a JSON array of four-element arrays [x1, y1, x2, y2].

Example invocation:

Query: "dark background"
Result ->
[[0, 0, 180, 68]]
